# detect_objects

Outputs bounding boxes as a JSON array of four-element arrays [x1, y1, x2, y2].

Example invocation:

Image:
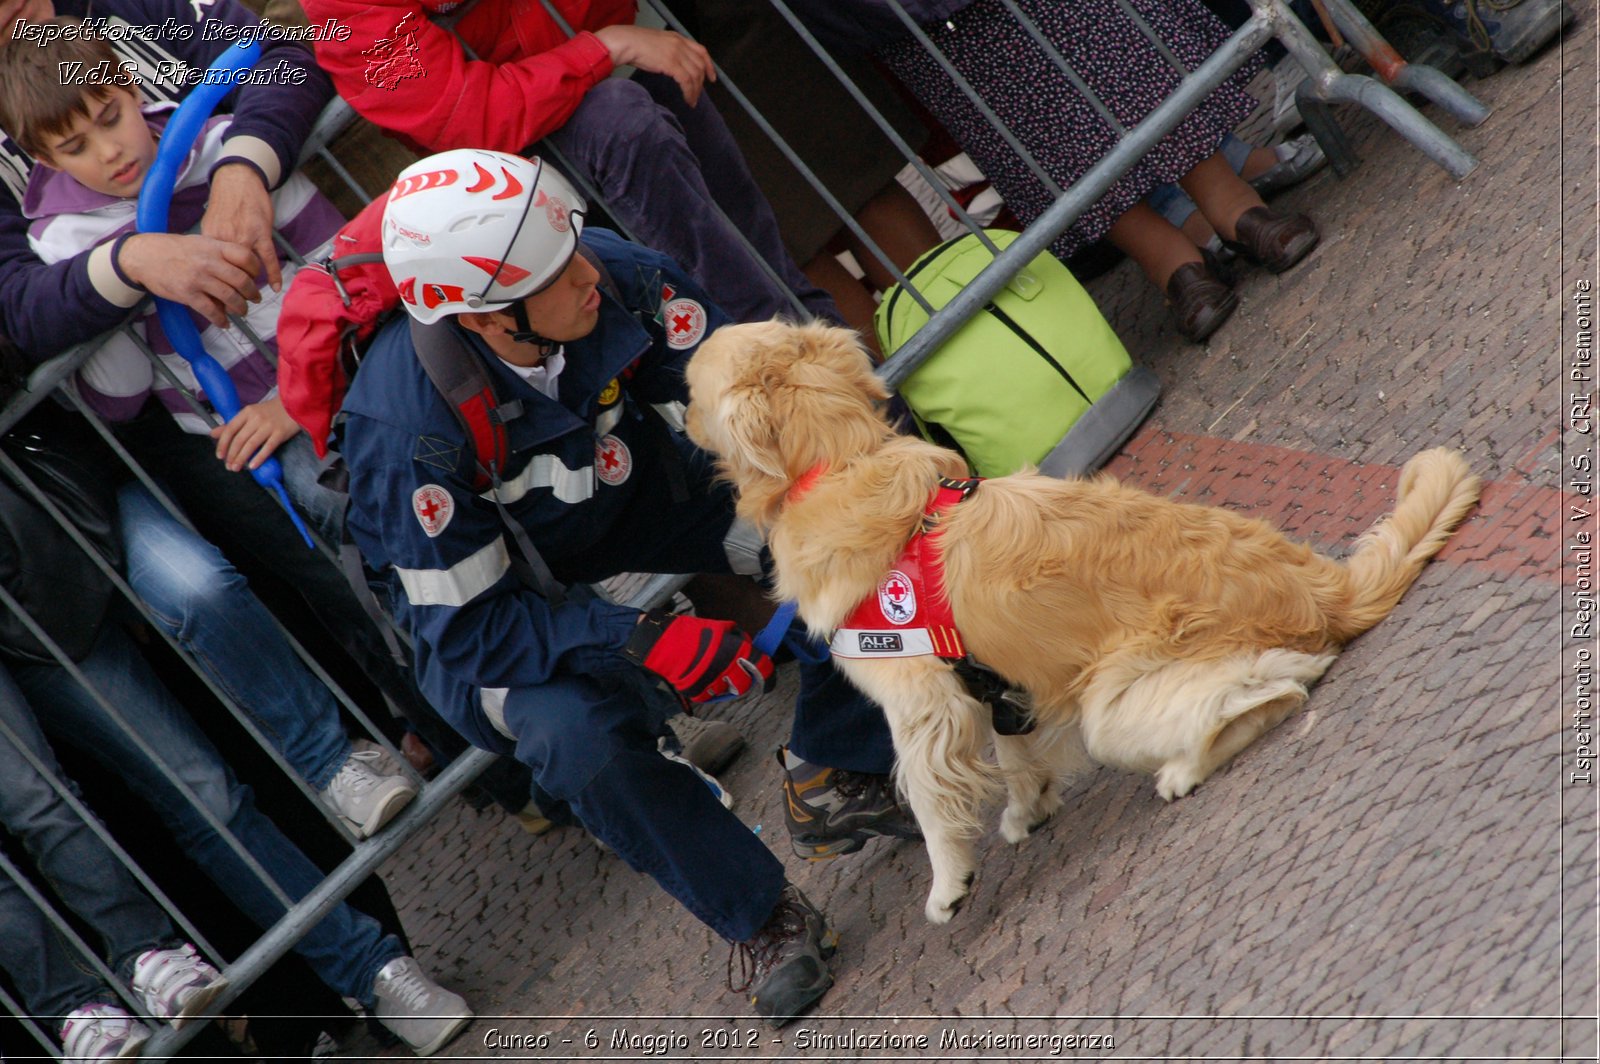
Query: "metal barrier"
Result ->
[[0, 0, 1489, 1056]]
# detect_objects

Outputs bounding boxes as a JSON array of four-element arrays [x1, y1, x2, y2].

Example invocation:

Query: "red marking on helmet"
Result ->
[[420, 282, 466, 309], [493, 167, 524, 201], [390, 168, 456, 201], [534, 189, 548, 207], [462, 257, 531, 284], [465, 162, 494, 193], [397, 277, 418, 305]]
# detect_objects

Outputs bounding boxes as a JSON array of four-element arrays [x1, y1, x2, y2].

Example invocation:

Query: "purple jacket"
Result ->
[[0, 0, 333, 360]]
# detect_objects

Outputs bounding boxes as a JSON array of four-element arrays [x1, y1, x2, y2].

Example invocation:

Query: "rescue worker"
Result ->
[[337, 149, 920, 1026]]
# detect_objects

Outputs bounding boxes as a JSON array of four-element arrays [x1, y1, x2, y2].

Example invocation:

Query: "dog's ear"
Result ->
[[761, 323, 893, 474]]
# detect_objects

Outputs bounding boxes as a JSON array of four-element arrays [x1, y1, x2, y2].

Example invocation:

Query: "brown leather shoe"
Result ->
[[1223, 206, 1320, 274], [1165, 258, 1238, 343]]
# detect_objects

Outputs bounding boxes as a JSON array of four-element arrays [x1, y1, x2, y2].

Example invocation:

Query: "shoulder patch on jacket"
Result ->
[[414, 434, 462, 473]]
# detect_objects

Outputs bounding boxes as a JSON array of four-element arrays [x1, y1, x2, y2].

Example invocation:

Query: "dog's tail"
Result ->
[[1334, 448, 1480, 640]]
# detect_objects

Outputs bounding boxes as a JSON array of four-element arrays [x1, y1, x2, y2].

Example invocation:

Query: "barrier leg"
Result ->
[[1317, 0, 1491, 126]]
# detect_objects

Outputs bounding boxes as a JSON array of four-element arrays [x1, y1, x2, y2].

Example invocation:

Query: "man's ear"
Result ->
[[455, 308, 514, 340]]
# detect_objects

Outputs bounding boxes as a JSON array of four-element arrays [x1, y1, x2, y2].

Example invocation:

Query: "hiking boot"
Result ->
[[371, 956, 473, 1057], [728, 885, 838, 1027], [130, 943, 229, 1029], [778, 747, 921, 859], [59, 1003, 153, 1061], [319, 748, 418, 838], [665, 713, 747, 775]]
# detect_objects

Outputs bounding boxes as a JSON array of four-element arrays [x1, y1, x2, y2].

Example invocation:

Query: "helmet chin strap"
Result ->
[[508, 300, 558, 354]]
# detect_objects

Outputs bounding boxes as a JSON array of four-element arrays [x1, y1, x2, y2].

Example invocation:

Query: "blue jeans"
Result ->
[[1146, 131, 1254, 228], [0, 664, 174, 1020], [548, 72, 840, 325], [9, 625, 404, 1004], [118, 482, 352, 792]]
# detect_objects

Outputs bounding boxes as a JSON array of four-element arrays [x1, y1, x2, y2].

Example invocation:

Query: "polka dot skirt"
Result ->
[[881, 0, 1264, 258]]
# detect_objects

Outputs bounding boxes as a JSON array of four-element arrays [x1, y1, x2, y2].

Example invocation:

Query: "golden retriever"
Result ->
[[684, 320, 1481, 924]]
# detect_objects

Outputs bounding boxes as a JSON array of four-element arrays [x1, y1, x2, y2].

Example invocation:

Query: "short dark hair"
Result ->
[[0, 17, 137, 160]]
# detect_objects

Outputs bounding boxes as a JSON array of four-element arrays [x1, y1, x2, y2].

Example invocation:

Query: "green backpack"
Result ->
[[874, 229, 1160, 478]]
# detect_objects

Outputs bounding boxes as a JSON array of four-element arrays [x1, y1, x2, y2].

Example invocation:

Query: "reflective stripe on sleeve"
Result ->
[[394, 536, 511, 607], [479, 452, 594, 507]]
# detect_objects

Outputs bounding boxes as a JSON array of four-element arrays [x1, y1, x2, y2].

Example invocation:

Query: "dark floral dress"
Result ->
[[880, 0, 1263, 258]]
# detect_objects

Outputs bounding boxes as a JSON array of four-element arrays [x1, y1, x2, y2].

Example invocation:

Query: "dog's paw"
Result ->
[[924, 873, 974, 924], [1154, 763, 1202, 801], [1000, 789, 1062, 843]]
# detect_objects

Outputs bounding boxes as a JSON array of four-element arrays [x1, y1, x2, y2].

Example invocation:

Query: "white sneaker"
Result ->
[[319, 748, 418, 838], [130, 943, 229, 1029], [59, 1003, 153, 1061], [660, 745, 735, 810], [371, 956, 473, 1057]]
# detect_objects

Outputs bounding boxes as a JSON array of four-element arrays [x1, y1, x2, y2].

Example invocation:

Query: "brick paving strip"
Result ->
[[1107, 422, 1565, 584]]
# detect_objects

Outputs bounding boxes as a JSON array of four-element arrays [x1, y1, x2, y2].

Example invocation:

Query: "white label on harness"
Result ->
[[595, 434, 632, 486], [830, 627, 938, 659], [663, 297, 707, 349], [412, 484, 454, 538]]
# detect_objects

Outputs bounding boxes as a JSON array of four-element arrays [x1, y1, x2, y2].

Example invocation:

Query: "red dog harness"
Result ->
[[828, 477, 981, 660]]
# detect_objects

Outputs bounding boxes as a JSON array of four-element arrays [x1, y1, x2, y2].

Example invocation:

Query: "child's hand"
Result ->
[[593, 25, 715, 107], [203, 163, 283, 293], [212, 395, 301, 472]]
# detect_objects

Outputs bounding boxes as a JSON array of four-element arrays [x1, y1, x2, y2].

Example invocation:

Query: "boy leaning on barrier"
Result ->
[[338, 149, 923, 1026], [0, 2, 550, 832]]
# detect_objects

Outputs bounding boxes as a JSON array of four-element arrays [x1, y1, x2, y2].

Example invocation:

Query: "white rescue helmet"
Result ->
[[381, 150, 587, 325]]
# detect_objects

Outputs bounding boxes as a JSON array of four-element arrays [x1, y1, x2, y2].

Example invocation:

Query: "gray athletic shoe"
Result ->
[[319, 748, 417, 838], [371, 957, 472, 1057]]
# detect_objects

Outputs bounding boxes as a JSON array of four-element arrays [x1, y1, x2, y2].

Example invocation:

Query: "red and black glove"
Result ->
[[624, 609, 776, 704]]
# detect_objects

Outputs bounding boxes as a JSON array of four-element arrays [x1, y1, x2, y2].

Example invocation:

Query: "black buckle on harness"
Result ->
[[952, 656, 1035, 735]]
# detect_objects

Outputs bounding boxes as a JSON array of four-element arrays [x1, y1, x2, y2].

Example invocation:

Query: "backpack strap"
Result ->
[[408, 318, 564, 605]]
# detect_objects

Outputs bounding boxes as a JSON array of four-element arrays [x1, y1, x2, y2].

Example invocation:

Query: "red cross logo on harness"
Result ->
[[878, 568, 917, 625]]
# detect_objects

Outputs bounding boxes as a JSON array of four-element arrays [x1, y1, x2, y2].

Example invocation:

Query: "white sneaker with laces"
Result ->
[[59, 1003, 153, 1061], [371, 956, 473, 1057], [131, 943, 229, 1029], [319, 748, 418, 838]]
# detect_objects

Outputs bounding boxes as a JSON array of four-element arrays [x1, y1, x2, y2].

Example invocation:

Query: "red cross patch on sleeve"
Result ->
[[663, 297, 707, 350], [412, 484, 454, 538]]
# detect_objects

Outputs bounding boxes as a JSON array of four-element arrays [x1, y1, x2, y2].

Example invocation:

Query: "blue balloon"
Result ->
[[133, 40, 315, 549]]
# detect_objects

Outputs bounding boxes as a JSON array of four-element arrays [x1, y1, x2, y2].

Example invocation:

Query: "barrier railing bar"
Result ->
[[995, 0, 1127, 133], [140, 746, 501, 1060], [877, 13, 1275, 390], [763, 0, 999, 256], [0, 507, 295, 912], [639, 0, 930, 314], [0, 976, 60, 1060], [529, 0, 812, 321], [0, 703, 222, 967], [882, 0, 1065, 198], [1113, 0, 1193, 75]]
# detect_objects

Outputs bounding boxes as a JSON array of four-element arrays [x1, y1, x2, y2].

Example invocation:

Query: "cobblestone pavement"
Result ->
[[345, 22, 1596, 1063]]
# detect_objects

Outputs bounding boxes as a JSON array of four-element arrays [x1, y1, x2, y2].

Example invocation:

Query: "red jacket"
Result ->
[[300, 0, 634, 152]]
